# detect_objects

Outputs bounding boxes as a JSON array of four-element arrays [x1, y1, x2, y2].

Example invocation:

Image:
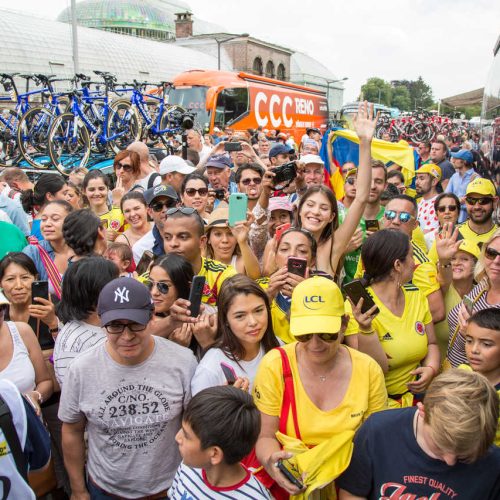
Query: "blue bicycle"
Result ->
[[47, 71, 140, 175]]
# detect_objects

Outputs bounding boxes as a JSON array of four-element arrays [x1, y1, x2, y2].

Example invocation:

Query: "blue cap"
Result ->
[[451, 149, 473, 163], [269, 144, 295, 159], [205, 154, 232, 169]]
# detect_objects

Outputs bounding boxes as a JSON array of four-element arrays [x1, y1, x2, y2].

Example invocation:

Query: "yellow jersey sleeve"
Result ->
[[411, 225, 427, 253], [412, 260, 440, 297], [253, 348, 284, 417], [427, 239, 439, 265]]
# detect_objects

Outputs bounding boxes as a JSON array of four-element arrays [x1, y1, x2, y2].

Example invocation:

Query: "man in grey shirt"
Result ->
[[59, 277, 197, 499]]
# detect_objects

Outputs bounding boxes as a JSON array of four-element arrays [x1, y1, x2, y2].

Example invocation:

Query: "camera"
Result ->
[[272, 161, 297, 189], [214, 189, 226, 200]]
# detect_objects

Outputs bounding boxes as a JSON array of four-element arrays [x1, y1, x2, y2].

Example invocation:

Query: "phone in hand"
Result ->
[[287, 257, 307, 278], [463, 296, 474, 315], [365, 219, 380, 232], [136, 251, 154, 276], [343, 279, 379, 315], [228, 193, 248, 227], [224, 142, 242, 152], [220, 362, 237, 385], [275, 223, 291, 241], [188, 276, 205, 317], [31, 280, 49, 303], [275, 460, 304, 490]]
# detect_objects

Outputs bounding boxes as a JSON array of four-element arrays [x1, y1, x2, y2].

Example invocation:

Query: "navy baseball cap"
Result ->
[[269, 144, 295, 159], [450, 149, 473, 163], [144, 184, 178, 206], [98, 277, 154, 326], [205, 154, 232, 169]]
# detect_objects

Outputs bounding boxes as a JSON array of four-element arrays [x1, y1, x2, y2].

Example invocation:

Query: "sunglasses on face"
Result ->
[[295, 332, 339, 343], [384, 210, 413, 224], [115, 163, 133, 172], [184, 187, 208, 197], [485, 247, 500, 260], [150, 200, 176, 212], [241, 177, 262, 186], [437, 205, 458, 213], [345, 177, 356, 185], [465, 197, 493, 206], [104, 322, 147, 334], [145, 280, 170, 294]]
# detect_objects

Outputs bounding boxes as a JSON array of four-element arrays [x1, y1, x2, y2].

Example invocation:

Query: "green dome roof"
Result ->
[[57, 0, 178, 33]]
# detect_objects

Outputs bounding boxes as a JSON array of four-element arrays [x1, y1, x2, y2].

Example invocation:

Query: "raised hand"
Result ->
[[353, 100, 378, 142], [436, 222, 461, 262]]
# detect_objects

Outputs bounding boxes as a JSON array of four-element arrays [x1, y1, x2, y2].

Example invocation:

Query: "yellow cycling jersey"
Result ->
[[345, 283, 432, 396]]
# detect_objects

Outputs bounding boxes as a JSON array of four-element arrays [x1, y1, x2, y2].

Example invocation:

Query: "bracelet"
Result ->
[[48, 326, 59, 334], [438, 261, 452, 269], [359, 328, 375, 335], [33, 390, 43, 404], [425, 365, 438, 377]]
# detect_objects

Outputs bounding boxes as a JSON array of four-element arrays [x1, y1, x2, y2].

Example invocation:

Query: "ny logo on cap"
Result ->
[[114, 286, 130, 304]]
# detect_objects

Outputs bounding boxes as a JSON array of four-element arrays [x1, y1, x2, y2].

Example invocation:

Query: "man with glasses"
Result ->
[[359, 195, 444, 322], [162, 208, 236, 312], [159, 155, 195, 194], [59, 277, 197, 499], [459, 178, 498, 247], [132, 184, 178, 265]]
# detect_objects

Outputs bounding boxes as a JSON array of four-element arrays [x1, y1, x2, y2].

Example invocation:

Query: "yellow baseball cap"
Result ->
[[290, 276, 345, 336], [417, 163, 442, 180], [466, 177, 496, 197], [457, 239, 481, 259]]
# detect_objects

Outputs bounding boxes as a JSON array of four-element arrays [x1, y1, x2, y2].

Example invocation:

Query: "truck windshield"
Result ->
[[167, 86, 210, 129]]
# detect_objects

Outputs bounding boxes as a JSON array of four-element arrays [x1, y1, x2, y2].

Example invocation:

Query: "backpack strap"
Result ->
[[0, 395, 28, 482], [276, 347, 301, 441], [29, 238, 62, 300], [147, 172, 161, 190]]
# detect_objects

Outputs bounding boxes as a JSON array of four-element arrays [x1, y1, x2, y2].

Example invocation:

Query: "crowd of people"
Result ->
[[0, 101, 499, 499]]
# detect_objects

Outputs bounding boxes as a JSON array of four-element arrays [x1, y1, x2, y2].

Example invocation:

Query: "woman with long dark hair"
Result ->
[[190, 274, 279, 395], [115, 191, 152, 251]]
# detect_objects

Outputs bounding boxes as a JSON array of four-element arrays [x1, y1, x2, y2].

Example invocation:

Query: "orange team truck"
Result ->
[[166, 70, 329, 142]]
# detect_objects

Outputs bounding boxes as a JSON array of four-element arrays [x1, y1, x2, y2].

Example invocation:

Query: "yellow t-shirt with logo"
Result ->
[[198, 257, 236, 307], [253, 344, 387, 446], [354, 241, 439, 298], [427, 222, 498, 264], [345, 284, 432, 396], [99, 207, 126, 234]]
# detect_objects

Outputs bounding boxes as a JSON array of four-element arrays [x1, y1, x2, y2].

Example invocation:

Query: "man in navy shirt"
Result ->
[[338, 369, 500, 500]]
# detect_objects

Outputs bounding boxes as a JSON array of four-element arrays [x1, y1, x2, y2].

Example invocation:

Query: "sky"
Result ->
[[0, 0, 498, 103]]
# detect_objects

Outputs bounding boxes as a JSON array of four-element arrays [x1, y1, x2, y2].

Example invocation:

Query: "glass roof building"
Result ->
[[0, 8, 228, 90], [57, 0, 224, 42]]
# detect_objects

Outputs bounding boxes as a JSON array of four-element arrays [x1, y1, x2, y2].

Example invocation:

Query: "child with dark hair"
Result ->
[[463, 308, 500, 446], [104, 242, 136, 277], [171, 386, 271, 499]]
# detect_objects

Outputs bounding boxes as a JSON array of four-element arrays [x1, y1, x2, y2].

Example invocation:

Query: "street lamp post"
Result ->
[[326, 77, 348, 115], [216, 33, 249, 70], [71, 0, 79, 73]]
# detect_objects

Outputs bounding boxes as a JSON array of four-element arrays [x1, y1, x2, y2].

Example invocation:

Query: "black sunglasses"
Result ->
[[115, 162, 133, 172], [166, 207, 197, 216], [184, 187, 208, 196], [437, 205, 458, 213], [465, 197, 493, 206], [295, 332, 339, 343], [241, 177, 262, 186], [485, 247, 500, 260], [150, 200, 176, 212], [145, 280, 170, 294]]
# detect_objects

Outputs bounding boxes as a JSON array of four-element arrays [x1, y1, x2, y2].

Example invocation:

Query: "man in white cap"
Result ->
[[301, 154, 326, 188], [159, 155, 195, 194]]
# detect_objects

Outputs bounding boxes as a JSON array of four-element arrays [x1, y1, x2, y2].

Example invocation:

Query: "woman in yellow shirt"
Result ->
[[346, 229, 440, 407], [253, 276, 387, 497], [82, 170, 125, 242]]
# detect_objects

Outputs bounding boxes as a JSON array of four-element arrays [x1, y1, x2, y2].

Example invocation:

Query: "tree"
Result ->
[[391, 85, 411, 111], [409, 76, 434, 109], [359, 78, 392, 106]]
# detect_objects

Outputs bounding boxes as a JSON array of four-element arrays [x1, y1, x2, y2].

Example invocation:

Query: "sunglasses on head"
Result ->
[[241, 177, 262, 186], [465, 197, 493, 206], [115, 163, 133, 172], [437, 205, 458, 213], [384, 210, 413, 224], [345, 177, 356, 185], [184, 187, 208, 197], [295, 332, 339, 343], [485, 247, 500, 260], [166, 207, 198, 216], [145, 280, 170, 294], [150, 200, 176, 212]]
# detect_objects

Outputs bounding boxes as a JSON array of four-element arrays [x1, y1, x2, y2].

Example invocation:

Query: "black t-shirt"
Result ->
[[337, 407, 500, 500], [4, 311, 54, 350]]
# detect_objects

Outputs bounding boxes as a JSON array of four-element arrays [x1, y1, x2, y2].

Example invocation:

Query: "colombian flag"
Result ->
[[320, 128, 418, 200]]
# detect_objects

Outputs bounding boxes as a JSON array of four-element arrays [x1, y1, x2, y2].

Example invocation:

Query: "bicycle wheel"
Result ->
[[107, 100, 141, 154], [48, 112, 91, 175], [0, 108, 21, 167], [17, 106, 55, 168]]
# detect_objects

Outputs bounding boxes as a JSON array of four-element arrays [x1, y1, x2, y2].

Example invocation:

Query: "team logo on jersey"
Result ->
[[110, 219, 121, 231], [382, 332, 393, 341], [415, 321, 425, 335]]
